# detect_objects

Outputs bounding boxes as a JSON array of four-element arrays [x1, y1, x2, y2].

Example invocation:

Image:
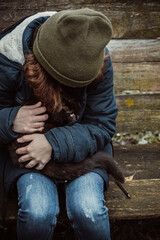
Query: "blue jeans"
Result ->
[[17, 172, 111, 240]]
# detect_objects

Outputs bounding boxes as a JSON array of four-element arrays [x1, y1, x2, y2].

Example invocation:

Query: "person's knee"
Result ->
[[17, 173, 60, 227], [18, 193, 59, 227], [67, 194, 108, 224]]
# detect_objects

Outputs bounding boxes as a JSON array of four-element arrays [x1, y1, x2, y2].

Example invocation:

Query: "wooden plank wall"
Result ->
[[0, 0, 160, 133]]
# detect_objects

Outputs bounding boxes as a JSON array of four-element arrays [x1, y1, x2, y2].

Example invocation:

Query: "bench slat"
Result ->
[[113, 63, 160, 94], [114, 144, 160, 180], [116, 94, 160, 110], [0, 1, 160, 39], [116, 94, 160, 132], [116, 109, 160, 132], [106, 179, 160, 220], [108, 39, 160, 63]]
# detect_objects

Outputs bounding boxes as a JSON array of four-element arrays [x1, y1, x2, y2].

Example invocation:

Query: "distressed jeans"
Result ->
[[17, 172, 111, 240]]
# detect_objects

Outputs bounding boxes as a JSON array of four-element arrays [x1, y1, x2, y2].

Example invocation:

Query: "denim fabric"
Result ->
[[65, 172, 111, 240], [17, 173, 59, 240], [17, 172, 111, 240]]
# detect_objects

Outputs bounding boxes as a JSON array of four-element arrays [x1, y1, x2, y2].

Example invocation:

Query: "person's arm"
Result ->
[[44, 49, 118, 163], [0, 106, 21, 146], [0, 59, 47, 146], [0, 59, 22, 146]]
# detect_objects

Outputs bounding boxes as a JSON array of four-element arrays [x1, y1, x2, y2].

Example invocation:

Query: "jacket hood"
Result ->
[[0, 11, 57, 65]]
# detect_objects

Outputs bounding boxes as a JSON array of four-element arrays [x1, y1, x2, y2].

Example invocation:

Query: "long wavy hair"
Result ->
[[24, 52, 107, 114]]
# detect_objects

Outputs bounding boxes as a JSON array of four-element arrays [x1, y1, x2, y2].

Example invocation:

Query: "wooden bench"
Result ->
[[0, 0, 160, 238]]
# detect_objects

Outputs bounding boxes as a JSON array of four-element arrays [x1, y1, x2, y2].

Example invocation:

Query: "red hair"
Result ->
[[24, 54, 63, 113], [23, 54, 107, 113]]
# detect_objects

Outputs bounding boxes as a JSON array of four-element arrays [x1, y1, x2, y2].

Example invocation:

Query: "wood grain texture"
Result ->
[[116, 94, 160, 110], [113, 62, 160, 94], [0, 0, 159, 38], [107, 40, 160, 94], [115, 93, 160, 133], [116, 109, 160, 132], [115, 94, 160, 132], [106, 144, 160, 219], [113, 144, 160, 180], [106, 179, 160, 219], [108, 39, 160, 63]]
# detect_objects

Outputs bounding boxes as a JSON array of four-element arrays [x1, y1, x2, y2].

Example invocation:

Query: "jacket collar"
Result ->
[[0, 11, 57, 65]]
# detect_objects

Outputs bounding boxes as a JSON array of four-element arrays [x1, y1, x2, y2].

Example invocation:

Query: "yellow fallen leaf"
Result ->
[[125, 172, 136, 182]]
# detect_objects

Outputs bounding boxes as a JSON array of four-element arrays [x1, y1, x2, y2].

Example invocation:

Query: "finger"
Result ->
[[24, 127, 44, 134], [26, 101, 42, 109], [18, 154, 32, 163], [35, 163, 44, 170], [25, 160, 37, 169], [33, 114, 49, 123], [16, 146, 28, 155], [33, 122, 45, 128], [32, 106, 47, 116], [36, 127, 45, 132], [17, 134, 34, 143]]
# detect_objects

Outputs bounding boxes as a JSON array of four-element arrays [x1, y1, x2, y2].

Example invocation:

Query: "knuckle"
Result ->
[[21, 136, 26, 141], [29, 110, 33, 115], [43, 107, 47, 112], [36, 157, 40, 162], [23, 127, 28, 133], [28, 116, 33, 123], [27, 163, 33, 168], [41, 160, 45, 165], [40, 159, 45, 164], [41, 122, 45, 127], [26, 146, 31, 152], [30, 152, 35, 158], [45, 114, 49, 120], [19, 157, 23, 162], [39, 165, 44, 170]]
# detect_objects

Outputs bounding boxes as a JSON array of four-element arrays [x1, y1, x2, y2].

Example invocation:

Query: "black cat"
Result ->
[[8, 93, 125, 183]]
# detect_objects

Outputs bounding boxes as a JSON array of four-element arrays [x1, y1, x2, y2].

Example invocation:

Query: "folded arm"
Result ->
[[45, 50, 118, 163]]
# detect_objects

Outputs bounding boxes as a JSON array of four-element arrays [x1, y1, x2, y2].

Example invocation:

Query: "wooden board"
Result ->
[[115, 94, 160, 132], [116, 109, 160, 133], [107, 40, 160, 94], [116, 94, 160, 110], [106, 179, 160, 220], [115, 93, 160, 132], [108, 39, 160, 63], [113, 144, 160, 180], [0, 0, 160, 38], [113, 62, 160, 94], [106, 144, 160, 219]]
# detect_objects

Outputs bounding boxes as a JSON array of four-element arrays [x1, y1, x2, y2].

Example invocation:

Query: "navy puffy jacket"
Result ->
[[0, 12, 118, 194]]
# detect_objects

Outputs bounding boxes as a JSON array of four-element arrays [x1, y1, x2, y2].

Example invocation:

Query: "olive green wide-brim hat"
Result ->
[[33, 8, 113, 87]]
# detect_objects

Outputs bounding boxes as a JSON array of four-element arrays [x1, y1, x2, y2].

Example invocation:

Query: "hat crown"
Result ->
[[33, 8, 113, 87]]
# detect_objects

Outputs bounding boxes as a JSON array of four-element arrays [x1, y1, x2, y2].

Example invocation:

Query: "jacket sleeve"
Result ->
[[0, 58, 21, 146], [0, 107, 20, 146], [45, 49, 118, 163]]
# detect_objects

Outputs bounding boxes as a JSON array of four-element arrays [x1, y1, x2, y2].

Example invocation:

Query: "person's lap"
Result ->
[[17, 171, 111, 240]]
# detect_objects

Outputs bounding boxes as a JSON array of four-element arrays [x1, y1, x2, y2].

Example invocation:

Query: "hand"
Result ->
[[13, 102, 48, 134], [16, 134, 52, 170]]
